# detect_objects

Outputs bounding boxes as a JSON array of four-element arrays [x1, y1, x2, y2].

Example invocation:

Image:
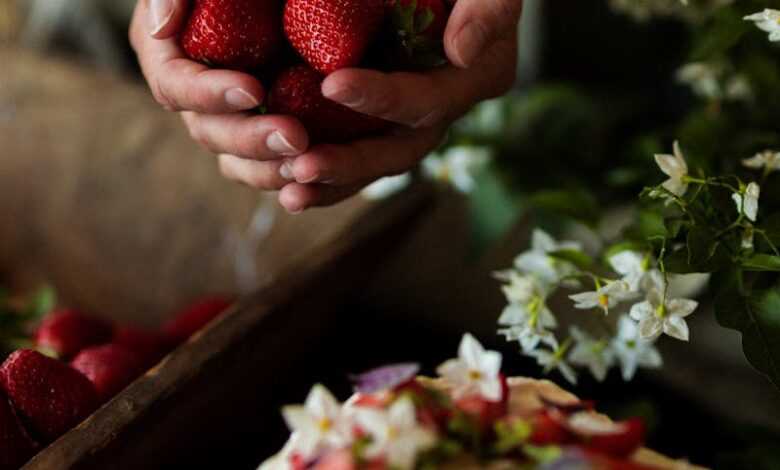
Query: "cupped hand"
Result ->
[[129, 0, 310, 192], [130, 0, 523, 213]]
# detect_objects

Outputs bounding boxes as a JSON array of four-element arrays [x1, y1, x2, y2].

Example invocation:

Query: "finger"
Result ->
[[130, 1, 264, 113], [218, 154, 292, 190], [181, 112, 308, 160], [321, 38, 517, 127], [444, 0, 523, 68], [287, 126, 446, 186], [278, 183, 364, 214], [148, 0, 189, 39]]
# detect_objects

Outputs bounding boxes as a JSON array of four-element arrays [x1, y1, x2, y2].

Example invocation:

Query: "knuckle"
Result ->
[[153, 80, 178, 111]]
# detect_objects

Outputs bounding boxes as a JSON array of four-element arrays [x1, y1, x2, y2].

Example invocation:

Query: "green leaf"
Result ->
[[522, 444, 562, 464], [742, 254, 780, 272], [713, 271, 780, 389], [25, 286, 56, 320], [549, 249, 593, 271], [530, 189, 599, 226], [414, 8, 434, 35], [690, 8, 750, 61]]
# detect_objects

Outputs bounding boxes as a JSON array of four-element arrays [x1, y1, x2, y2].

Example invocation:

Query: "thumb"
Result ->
[[444, 0, 523, 68]]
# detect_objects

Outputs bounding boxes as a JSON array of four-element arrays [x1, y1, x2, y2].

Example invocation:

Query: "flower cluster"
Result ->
[[608, 0, 733, 22], [259, 334, 649, 470], [496, 229, 680, 385]]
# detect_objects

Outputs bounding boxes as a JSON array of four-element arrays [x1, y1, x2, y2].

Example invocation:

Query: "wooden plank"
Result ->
[[22, 183, 433, 470]]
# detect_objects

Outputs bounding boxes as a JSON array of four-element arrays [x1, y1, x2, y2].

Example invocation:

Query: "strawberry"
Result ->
[[163, 296, 233, 345], [34, 309, 112, 359], [267, 65, 390, 143], [71, 345, 144, 403], [113, 326, 173, 368], [0, 392, 38, 470], [284, 0, 386, 75], [0, 350, 98, 442], [529, 410, 571, 446], [181, 0, 284, 72]]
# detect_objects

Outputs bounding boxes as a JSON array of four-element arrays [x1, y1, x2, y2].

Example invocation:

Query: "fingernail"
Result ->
[[322, 83, 363, 108], [225, 88, 260, 111], [279, 160, 294, 180], [453, 22, 487, 68], [150, 0, 175, 36], [267, 131, 301, 156]]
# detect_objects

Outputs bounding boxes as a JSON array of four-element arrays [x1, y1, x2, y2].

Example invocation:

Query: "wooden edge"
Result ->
[[23, 184, 435, 469]]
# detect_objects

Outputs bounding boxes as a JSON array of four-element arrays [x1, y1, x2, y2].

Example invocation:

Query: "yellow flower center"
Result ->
[[655, 303, 667, 318], [598, 294, 610, 308], [388, 426, 400, 440], [318, 418, 333, 432], [468, 369, 483, 381]]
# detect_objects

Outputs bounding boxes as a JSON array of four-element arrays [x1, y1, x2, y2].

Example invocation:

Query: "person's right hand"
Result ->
[[129, 0, 310, 192]]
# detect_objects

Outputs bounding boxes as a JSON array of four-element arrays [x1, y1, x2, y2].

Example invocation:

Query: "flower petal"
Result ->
[[668, 299, 698, 318], [663, 316, 690, 341], [638, 316, 663, 341]]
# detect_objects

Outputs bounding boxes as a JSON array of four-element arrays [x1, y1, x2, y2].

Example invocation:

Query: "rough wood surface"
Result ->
[[21, 177, 434, 470], [0, 46, 371, 326]]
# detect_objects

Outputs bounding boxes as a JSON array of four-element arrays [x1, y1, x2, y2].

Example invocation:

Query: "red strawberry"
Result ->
[[113, 326, 173, 368], [0, 350, 98, 442], [71, 345, 144, 403], [284, 0, 386, 75], [181, 0, 284, 71], [163, 296, 233, 345], [267, 65, 390, 143], [529, 410, 572, 446], [0, 392, 38, 470], [34, 309, 112, 359], [453, 375, 510, 432]]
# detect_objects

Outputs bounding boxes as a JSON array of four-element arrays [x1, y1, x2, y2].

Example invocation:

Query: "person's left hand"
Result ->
[[219, 0, 522, 213]]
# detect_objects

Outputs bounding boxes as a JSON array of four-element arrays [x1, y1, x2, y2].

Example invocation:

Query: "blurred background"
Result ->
[[2, 0, 780, 469]]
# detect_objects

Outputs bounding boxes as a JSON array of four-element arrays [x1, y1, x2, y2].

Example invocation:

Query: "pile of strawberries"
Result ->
[[180, 0, 450, 142], [0, 296, 232, 470]]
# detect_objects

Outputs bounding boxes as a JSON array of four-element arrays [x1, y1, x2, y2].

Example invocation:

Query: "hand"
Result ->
[[130, 0, 522, 213], [129, 0, 310, 193]]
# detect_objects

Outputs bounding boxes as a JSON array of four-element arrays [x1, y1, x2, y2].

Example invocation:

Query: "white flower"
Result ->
[[654, 141, 689, 200], [611, 316, 663, 381], [514, 229, 583, 285], [422, 146, 491, 194], [498, 301, 558, 353], [257, 433, 302, 470], [744, 9, 780, 42], [676, 62, 722, 99], [361, 173, 412, 200], [437, 333, 503, 401], [281, 385, 351, 461], [568, 327, 614, 382], [725, 75, 752, 101], [500, 271, 548, 305], [354, 398, 437, 470], [527, 346, 577, 385], [569, 280, 635, 315], [732, 182, 760, 222], [609, 251, 651, 292], [743, 150, 780, 173], [629, 271, 698, 341]]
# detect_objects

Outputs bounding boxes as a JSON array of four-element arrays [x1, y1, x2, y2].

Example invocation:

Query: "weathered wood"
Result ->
[[22, 181, 433, 470]]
